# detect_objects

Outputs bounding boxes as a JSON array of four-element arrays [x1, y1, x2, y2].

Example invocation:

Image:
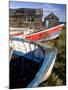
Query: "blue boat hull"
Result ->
[[10, 38, 58, 88]]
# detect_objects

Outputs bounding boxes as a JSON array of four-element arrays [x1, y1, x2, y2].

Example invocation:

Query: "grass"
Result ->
[[39, 25, 66, 86]]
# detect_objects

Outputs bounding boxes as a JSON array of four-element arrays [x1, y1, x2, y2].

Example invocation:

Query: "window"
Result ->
[[51, 16, 55, 19], [26, 16, 34, 22], [31, 16, 34, 22], [27, 16, 31, 22]]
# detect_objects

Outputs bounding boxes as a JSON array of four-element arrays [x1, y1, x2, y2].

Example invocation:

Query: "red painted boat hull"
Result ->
[[25, 24, 64, 41], [10, 24, 64, 41]]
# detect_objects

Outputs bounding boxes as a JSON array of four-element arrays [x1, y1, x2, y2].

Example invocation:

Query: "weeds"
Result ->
[[39, 25, 66, 86]]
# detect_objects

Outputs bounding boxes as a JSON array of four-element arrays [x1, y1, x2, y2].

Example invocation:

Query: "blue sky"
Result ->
[[9, 1, 66, 22]]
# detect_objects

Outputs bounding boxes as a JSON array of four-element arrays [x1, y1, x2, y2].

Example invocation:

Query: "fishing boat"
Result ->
[[10, 37, 58, 89], [10, 24, 64, 41]]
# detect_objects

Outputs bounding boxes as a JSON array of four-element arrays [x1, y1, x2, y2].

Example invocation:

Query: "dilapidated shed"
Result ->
[[44, 13, 59, 28], [9, 8, 43, 31]]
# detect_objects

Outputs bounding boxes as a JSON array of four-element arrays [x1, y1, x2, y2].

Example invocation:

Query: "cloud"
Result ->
[[43, 3, 60, 12]]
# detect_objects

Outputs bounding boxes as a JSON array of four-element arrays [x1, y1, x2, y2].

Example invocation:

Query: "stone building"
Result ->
[[9, 8, 43, 31]]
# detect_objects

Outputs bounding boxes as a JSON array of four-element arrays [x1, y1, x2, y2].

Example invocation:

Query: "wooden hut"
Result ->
[[9, 8, 43, 31], [44, 13, 59, 28]]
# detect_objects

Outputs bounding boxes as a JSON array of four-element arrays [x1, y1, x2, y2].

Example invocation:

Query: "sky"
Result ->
[[9, 1, 66, 22]]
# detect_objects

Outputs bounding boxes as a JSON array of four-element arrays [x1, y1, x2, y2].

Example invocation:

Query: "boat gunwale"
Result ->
[[27, 48, 58, 87], [23, 24, 64, 37]]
